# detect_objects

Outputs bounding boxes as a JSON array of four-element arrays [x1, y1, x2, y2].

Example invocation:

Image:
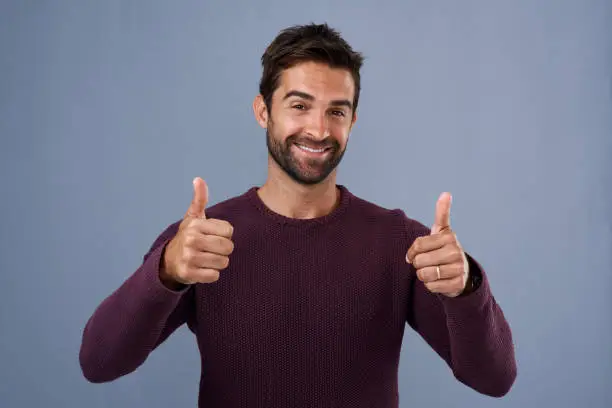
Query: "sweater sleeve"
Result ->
[[79, 221, 196, 383], [397, 212, 517, 397]]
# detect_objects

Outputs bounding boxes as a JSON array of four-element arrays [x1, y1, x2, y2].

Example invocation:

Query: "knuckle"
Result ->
[[186, 218, 201, 231], [180, 218, 193, 230], [201, 234, 214, 250], [413, 237, 422, 252], [182, 247, 195, 262], [193, 251, 207, 267], [177, 246, 191, 263], [414, 253, 427, 268], [175, 266, 189, 281], [454, 263, 465, 275], [184, 232, 198, 247], [452, 248, 463, 261], [412, 254, 420, 269], [444, 232, 456, 244], [205, 253, 224, 269], [225, 222, 234, 237], [221, 256, 230, 269], [211, 236, 223, 252], [217, 235, 226, 248], [203, 269, 220, 283]]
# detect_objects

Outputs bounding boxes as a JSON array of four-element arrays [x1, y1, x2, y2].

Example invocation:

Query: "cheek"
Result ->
[[330, 123, 350, 144], [276, 116, 303, 138], [286, 121, 303, 136]]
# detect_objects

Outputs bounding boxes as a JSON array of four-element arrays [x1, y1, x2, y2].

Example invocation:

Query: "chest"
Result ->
[[192, 228, 409, 347]]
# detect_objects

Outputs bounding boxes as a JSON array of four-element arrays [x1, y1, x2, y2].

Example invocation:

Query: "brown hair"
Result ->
[[259, 23, 364, 114]]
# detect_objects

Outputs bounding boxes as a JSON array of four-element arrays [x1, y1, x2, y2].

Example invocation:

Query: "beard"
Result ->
[[266, 126, 346, 186]]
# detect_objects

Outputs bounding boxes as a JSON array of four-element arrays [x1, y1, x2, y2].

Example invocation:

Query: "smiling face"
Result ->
[[255, 61, 358, 185]]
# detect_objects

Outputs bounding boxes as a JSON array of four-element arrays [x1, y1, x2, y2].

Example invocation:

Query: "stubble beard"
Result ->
[[265, 123, 346, 186]]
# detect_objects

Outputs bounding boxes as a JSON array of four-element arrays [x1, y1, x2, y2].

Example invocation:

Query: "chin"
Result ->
[[287, 166, 336, 186]]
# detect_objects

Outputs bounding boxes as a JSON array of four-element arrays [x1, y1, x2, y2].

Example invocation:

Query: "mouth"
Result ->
[[294, 143, 333, 155]]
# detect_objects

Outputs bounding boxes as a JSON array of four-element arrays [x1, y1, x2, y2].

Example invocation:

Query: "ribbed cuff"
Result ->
[[437, 252, 492, 314], [139, 239, 191, 303]]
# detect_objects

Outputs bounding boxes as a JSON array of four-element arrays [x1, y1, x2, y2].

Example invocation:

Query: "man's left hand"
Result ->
[[406, 192, 470, 298]]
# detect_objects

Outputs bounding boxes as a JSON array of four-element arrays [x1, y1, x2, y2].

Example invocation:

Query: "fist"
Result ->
[[406, 192, 470, 298], [161, 177, 235, 288]]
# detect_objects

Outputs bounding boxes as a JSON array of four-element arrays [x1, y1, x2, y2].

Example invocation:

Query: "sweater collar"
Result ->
[[245, 184, 352, 227]]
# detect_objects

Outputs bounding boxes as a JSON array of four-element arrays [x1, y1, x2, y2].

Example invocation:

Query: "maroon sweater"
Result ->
[[79, 185, 516, 407]]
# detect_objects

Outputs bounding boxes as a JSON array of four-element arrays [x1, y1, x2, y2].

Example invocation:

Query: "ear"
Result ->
[[350, 110, 358, 130], [253, 94, 269, 129]]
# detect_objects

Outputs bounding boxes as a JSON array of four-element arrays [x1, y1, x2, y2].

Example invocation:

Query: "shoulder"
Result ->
[[346, 189, 431, 243], [146, 189, 252, 255], [204, 188, 253, 221]]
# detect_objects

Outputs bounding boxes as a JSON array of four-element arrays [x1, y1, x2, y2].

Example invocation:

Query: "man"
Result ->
[[79, 23, 516, 407]]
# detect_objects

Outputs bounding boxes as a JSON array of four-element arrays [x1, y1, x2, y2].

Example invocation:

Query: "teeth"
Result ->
[[297, 144, 326, 153]]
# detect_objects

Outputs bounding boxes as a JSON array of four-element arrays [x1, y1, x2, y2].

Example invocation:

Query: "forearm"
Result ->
[[79, 240, 189, 383], [441, 265, 517, 397]]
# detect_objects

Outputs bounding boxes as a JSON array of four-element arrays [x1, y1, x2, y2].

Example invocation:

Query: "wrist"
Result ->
[[458, 269, 482, 297], [159, 242, 187, 291], [458, 275, 474, 296], [159, 269, 186, 291]]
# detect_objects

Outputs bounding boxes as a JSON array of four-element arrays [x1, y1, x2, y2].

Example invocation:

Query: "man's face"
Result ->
[[264, 61, 356, 185]]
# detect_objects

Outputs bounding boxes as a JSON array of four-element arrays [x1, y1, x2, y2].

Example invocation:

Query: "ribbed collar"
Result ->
[[245, 184, 352, 227]]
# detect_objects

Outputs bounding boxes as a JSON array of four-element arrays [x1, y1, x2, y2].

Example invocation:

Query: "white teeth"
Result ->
[[297, 144, 326, 153]]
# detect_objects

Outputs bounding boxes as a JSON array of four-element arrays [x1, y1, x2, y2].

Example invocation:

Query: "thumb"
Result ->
[[431, 192, 452, 235], [185, 177, 208, 219]]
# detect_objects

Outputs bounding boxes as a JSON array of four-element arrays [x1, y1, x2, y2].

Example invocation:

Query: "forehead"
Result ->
[[276, 61, 355, 101]]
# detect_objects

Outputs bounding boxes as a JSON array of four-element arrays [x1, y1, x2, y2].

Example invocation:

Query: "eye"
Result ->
[[331, 110, 346, 117], [292, 104, 306, 110]]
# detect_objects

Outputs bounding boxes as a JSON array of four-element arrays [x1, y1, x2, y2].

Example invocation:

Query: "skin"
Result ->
[[253, 61, 357, 220], [406, 192, 472, 297], [161, 61, 472, 297]]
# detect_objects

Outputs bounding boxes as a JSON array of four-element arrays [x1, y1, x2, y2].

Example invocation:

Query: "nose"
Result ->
[[304, 111, 330, 140]]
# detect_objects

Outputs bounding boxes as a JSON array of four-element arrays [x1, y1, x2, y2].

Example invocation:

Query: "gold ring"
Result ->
[[436, 266, 441, 280]]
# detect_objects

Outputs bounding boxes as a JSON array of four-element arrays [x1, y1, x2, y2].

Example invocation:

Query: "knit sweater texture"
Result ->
[[79, 185, 516, 407]]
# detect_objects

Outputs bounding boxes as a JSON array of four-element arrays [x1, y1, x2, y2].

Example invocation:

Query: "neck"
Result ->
[[257, 159, 340, 219]]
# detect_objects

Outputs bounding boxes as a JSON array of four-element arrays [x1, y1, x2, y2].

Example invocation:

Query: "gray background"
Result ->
[[1, 0, 611, 407]]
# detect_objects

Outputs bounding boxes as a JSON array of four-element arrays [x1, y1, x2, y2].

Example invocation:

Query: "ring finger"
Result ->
[[417, 263, 462, 283]]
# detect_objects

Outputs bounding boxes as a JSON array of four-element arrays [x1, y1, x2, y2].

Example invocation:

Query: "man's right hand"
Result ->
[[160, 177, 235, 289]]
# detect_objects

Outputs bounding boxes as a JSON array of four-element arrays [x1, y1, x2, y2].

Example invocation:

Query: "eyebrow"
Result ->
[[283, 90, 353, 110]]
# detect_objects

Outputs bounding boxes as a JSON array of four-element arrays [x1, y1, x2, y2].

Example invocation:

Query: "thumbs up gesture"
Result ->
[[406, 192, 470, 298], [160, 177, 235, 289]]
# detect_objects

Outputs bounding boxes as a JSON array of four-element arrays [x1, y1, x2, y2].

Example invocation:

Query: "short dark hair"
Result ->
[[259, 23, 364, 114]]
